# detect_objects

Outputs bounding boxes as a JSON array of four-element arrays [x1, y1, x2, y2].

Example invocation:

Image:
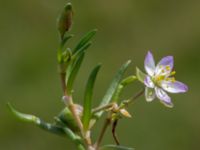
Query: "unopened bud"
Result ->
[[119, 109, 132, 118], [57, 3, 73, 40]]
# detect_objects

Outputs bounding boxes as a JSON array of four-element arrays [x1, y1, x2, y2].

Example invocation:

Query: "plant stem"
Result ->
[[94, 118, 111, 149], [92, 103, 114, 114], [59, 63, 94, 150], [60, 72, 67, 94], [112, 119, 120, 145], [93, 88, 145, 149], [119, 88, 145, 109]]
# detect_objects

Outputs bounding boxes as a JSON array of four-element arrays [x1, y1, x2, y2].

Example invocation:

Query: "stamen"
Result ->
[[166, 77, 176, 83], [157, 75, 165, 81], [171, 77, 176, 82], [170, 71, 176, 76], [166, 65, 171, 71]]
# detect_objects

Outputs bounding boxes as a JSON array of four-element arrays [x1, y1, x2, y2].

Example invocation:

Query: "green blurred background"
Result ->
[[0, 0, 199, 149]]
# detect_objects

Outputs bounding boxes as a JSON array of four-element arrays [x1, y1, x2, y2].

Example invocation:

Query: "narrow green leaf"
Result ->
[[66, 53, 85, 92], [136, 67, 146, 83], [73, 29, 97, 54], [72, 42, 92, 60], [82, 64, 101, 130], [121, 75, 137, 86], [7, 103, 38, 123], [112, 75, 137, 102], [100, 145, 134, 150], [7, 103, 65, 136], [94, 60, 131, 119]]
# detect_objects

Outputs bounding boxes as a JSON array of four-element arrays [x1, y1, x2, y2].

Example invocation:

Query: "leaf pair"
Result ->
[[65, 29, 97, 94]]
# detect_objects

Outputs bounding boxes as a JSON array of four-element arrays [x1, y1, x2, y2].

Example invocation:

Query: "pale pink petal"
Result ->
[[155, 87, 173, 108], [144, 76, 155, 88], [144, 51, 156, 76], [161, 81, 188, 93], [155, 56, 174, 76]]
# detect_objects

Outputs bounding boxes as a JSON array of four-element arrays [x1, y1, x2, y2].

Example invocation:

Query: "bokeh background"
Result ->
[[0, 0, 200, 149]]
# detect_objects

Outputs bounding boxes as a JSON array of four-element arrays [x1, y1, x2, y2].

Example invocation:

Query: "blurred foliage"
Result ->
[[0, 0, 200, 150]]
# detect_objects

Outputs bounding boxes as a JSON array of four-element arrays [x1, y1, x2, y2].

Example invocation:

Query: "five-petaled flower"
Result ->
[[143, 51, 188, 107]]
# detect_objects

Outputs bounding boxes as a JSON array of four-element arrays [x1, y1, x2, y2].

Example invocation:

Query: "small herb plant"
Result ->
[[7, 3, 188, 150]]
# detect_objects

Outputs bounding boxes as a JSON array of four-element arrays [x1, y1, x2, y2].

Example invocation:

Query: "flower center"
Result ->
[[152, 65, 176, 86]]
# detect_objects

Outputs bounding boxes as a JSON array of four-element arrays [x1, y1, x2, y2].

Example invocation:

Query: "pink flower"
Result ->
[[141, 51, 188, 107]]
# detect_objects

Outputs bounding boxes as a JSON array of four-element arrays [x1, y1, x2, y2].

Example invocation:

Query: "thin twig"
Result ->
[[94, 118, 111, 149], [92, 103, 114, 114], [60, 72, 67, 94], [119, 88, 145, 109], [112, 119, 120, 145]]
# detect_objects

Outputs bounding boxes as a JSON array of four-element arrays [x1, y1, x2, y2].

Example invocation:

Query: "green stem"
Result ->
[[92, 103, 114, 114], [119, 88, 145, 109], [112, 75, 137, 102]]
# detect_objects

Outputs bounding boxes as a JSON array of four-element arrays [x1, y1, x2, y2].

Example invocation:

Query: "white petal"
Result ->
[[145, 87, 156, 102], [155, 87, 173, 108], [160, 81, 188, 93], [144, 51, 156, 76], [144, 76, 155, 88]]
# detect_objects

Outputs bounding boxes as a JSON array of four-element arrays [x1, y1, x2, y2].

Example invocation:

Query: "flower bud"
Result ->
[[57, 3, 73, 40]]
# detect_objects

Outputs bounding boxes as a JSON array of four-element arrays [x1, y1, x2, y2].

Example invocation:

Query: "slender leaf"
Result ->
[[73, 29, 97, 54], [82, 64, 101, 130], [112, 75, 137, 102], [72, 42, 92, 60], [67, 53, 85, 92], [100, 145, 134, 150], [7, 103, 65, 136], [94, 60, 131, 119], [136, 67, 146, 83], [121, 75, 137, 86]]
